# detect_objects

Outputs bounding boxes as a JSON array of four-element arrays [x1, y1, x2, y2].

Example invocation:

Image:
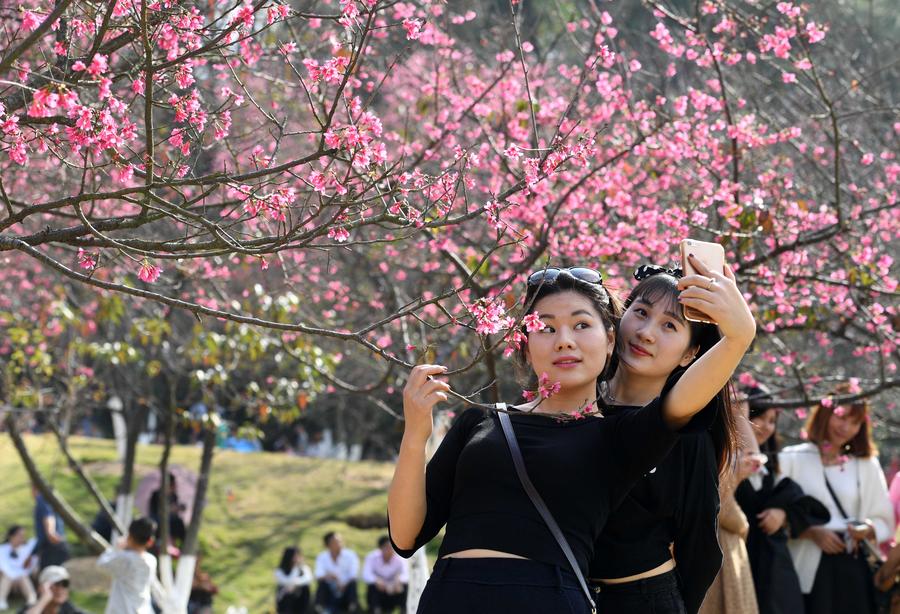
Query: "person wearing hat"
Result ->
[[19, 566, 86, 614]]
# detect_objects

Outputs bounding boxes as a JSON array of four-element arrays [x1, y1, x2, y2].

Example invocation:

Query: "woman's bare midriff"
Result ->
[[442, 549, 528, 559], [592, 558, 675, 584]]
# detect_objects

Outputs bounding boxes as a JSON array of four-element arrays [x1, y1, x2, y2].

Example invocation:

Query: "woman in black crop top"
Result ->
[[589, 266, 742, 613], [388, 256, 755, 614]]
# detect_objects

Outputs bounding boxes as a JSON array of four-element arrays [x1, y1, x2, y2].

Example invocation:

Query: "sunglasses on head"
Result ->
[[527, 267, 603, 287], [54, 580, 70, 589]]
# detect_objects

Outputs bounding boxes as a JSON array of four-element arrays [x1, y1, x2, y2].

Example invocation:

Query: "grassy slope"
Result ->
[[0, 434, 400, 613]]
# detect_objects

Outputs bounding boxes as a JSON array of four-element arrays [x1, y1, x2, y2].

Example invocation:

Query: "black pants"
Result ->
[[366, 583, 406, 613], [594, 570, 686, 614], [277, 585, 310, 613], [416, 558, 591, 614], [36, 541, 70, 570], [315, 580, 358, 614], [804, 551, 875, 614]]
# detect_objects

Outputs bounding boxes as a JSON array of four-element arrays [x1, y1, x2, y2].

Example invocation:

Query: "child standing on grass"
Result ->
[[97, 517, 158, 614]]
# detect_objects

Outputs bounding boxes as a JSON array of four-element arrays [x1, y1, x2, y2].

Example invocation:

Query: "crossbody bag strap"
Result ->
[[822, 459, 861, 521], [823, 471, 850, 520], [498, 412, 596, 614]]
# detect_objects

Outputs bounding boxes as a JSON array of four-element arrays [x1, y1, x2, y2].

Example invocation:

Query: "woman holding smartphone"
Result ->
[[779, 386, 893, 614], [588, 264, 738, 614], [388, 254, 756, 614]]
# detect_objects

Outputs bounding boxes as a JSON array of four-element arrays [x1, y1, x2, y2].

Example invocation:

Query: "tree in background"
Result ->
[[0, 0, 897, 610]]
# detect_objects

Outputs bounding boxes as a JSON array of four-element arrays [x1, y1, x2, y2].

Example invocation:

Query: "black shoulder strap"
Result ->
[[823, 472, 849, 519], [822, 460, 861, 521], [498, 411, 596, 614]]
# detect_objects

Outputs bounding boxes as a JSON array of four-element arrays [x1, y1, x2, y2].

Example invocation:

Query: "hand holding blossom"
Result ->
[[402, 365, 450, 443]]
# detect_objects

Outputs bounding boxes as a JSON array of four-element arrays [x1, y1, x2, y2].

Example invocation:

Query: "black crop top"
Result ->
[[389, 392, 679, 576], [589, 397, 722, 614]]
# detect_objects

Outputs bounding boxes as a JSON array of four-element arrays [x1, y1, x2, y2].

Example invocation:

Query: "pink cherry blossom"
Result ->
[[138, 261, 162, 283]]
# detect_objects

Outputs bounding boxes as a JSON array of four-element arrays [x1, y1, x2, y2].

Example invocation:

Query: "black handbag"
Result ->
[[499, 411, 597, 614], [823, 468, 897, 613]]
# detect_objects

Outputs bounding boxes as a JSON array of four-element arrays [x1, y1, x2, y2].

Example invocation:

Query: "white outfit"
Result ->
[[275, 564, 313, 589], [0, 539, 37, 608], [778, 442, 894, 592], [97, 548, 157, 614], [362, 549, 408, 585], [314, 549, 359, 585]]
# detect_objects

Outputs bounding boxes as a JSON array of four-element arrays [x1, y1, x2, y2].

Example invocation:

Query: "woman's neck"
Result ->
[[819, 440, 847, 463], [607, 367, 667, 407], [531, 386, 597, 415]]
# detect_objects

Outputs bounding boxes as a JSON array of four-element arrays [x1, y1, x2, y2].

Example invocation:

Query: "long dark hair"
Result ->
[[515, 270, 623, 388], [607, 272, 737, 475], [744, 384, 781, 474], [278, 547, 299, 575]]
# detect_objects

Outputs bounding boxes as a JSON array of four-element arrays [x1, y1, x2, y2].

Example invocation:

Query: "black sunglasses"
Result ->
[[54, 580, 70, 589], [527, 267, 603, 287]]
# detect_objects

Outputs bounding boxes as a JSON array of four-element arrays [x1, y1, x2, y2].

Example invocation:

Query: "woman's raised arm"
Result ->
[[387, 364, 450, 550], [663, 256, 756, 428]]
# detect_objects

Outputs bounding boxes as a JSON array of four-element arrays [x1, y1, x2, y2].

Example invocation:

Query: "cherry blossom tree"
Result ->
[[0, 0, 897, 609]]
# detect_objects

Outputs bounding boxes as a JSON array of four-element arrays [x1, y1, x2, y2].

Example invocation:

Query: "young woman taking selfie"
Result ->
[[388, 255, 755, 614], [588, 265, 738, 614]]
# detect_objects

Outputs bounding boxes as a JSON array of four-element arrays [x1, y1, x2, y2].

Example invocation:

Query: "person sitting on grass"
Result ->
[[276, 546, 313, 614], [362, 536, 407, 614], [19, 566, 86, 614], [0, 525, 38, 611], [96, 517, 158, 614], [314, 532, 359, 614]]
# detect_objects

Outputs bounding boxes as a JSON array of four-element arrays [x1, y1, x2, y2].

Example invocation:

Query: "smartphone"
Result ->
[[679, 239, 726, 324]]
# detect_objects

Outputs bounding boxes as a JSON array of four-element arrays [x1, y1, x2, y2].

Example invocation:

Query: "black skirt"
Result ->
[[804, 551, 876, 614], [416, 558, 591, 614]]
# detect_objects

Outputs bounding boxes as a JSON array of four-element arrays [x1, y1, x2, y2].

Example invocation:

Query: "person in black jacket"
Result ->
[[735, 385, 830, 614], [589, 265, 739, 614]]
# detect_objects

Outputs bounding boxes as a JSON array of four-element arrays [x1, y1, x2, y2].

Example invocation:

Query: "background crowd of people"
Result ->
[[0, 500, 407, 614], [700, 385, 899, 614], [275, 532, 408, 614]]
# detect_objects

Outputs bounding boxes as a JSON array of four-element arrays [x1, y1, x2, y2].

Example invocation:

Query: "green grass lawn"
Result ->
[[0, 434, 405, 613]]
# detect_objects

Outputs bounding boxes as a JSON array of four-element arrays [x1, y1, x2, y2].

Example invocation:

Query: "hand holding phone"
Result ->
[[676, 240, 756, 348], [679, 239, 725, 323]]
